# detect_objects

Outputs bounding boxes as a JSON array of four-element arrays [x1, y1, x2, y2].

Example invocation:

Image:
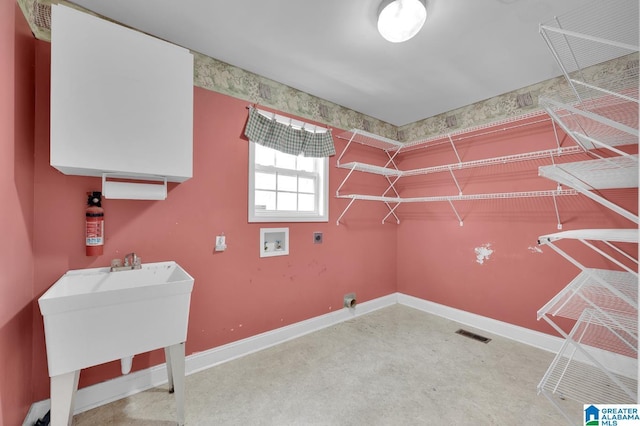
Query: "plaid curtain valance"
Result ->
[[244, 107, 335, 158]]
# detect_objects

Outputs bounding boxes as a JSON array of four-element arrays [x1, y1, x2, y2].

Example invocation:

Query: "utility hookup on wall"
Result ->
[[215, 235, 227, 252], [260, 228, 289, 258], [344, 293, 356, 309]]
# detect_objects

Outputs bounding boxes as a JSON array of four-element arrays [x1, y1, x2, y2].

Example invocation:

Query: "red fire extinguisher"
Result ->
[[86, 192, 104, 256]]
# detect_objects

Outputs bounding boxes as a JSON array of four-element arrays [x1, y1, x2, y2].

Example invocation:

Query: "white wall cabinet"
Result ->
[[50, 5, 193, 198]]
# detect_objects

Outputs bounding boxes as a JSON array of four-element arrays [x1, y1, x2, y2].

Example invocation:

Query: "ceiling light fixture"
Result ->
[[377, 0, 427, 43]]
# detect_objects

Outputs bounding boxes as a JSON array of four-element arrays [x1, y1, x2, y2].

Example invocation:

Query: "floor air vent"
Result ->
[[455, 329, 491, 343]]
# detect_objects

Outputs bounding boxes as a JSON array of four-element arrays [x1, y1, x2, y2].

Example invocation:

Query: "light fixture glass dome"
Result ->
[[377, 0, 427, 43]]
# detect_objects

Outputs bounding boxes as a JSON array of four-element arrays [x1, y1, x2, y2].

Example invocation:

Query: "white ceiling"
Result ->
[[70, 0, 587, 126]]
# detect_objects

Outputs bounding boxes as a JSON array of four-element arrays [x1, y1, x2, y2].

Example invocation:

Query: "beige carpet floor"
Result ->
[[72, 304, 582, 425]]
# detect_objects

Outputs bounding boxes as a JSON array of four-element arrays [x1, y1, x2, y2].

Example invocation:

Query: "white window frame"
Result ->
[[248, 142, 329, 223]]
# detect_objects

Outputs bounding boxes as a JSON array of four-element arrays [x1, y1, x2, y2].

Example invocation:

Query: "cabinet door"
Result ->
[[50, 5, 193, 182]]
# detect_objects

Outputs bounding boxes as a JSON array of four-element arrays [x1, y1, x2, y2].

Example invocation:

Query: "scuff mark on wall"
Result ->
[[475, 244, 494, 265], [528, 246, 543, 254]]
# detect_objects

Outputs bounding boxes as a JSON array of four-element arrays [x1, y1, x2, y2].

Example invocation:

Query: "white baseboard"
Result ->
[[396, 293, 564, 353], [25, 292, 636, 424], [186, 293, 396, 376], [22, 400, 50, 426], [396, 293, 637, 379], [24, 293, 397, 423]]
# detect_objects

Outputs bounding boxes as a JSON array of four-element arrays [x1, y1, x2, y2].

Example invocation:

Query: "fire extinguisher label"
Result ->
[[86, 220, 104, 246]]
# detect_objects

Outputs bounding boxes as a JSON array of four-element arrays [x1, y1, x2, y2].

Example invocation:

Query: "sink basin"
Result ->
[[39, 261, 194, 377]]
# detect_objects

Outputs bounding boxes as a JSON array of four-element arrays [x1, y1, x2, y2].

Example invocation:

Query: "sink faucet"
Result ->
[[111, 253, 142, 272], [124, 252, 137, 267]]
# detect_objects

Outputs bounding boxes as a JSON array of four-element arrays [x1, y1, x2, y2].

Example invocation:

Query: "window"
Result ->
[[249, 142, 328, 222]]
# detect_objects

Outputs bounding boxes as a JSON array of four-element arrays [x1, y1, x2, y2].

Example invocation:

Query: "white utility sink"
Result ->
[[39, 261, 194, 426]]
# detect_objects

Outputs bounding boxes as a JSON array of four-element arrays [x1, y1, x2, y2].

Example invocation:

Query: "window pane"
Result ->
[[277, 192, 297, 211], [255, 144, 275, 166], [255, 190, 276, 210], [278, 174, 297, 192], [275, 151, 296, 170], [255, 172, 276, 190], [297, 156, 315, 172], [298, 194, 315, 211], [298, 177, 315, 194], [249, 140, 328, 222]]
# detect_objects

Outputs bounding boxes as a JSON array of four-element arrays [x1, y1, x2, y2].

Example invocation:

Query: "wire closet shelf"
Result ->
[[334, 112, 583, 226], [539, 0, 639, 119], [538, 308, 637, 407], [536, 227, 639, 424], [536, 0, 639, 240]]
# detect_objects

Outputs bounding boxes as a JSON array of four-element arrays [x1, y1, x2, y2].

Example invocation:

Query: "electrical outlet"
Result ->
[[313, 232, 323, 244], [215, 235, 227, 251]]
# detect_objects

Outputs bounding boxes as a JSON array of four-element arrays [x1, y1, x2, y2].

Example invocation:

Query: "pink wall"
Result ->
[[0, 2, 36, 424], [395, 118, 638, 334], [30, 42, 398, 400], [7, 18, 636, 416]]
